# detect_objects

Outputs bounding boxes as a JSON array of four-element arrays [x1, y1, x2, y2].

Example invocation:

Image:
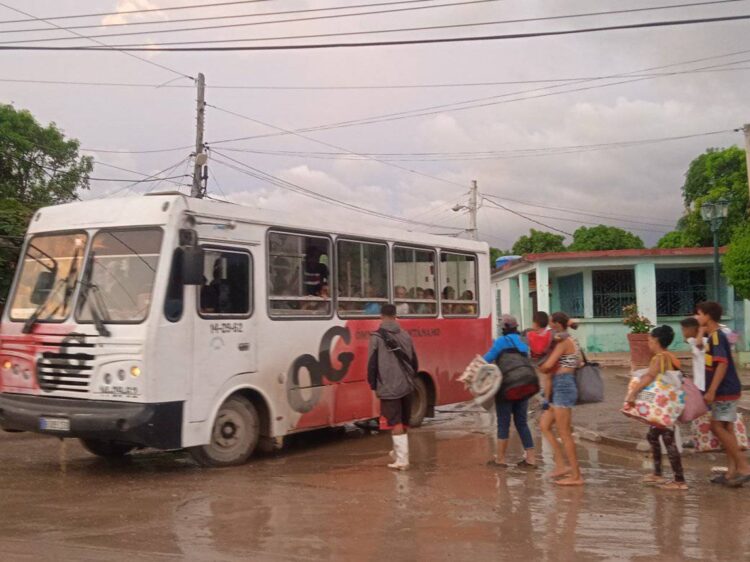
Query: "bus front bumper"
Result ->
[[0, 394, 183, 450]]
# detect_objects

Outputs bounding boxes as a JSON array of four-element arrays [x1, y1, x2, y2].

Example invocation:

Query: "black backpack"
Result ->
[[495, 341, 540, 401]]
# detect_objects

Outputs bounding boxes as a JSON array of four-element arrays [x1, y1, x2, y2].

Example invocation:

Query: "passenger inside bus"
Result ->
[[460, 290, 477, 315], [200, 260, 230, 314], [303, 246, 329, 296], [394, 285, 409, 316], [442, 286, 456, 314]]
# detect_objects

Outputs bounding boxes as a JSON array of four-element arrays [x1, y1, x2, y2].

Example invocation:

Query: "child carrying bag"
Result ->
[[621, 355, 685, 429]]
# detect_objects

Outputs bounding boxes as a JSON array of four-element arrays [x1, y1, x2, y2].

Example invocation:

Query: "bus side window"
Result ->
[[440, 252, 478, 317], [164, 248, 184, 322], [199, 249, 252, 316]]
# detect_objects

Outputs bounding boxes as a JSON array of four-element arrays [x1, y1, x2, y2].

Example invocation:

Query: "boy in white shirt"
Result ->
[[680, 317, 706, 391]]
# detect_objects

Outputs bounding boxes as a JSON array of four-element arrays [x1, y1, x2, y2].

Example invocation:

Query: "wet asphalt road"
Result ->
[[1, 407, 749, 562]]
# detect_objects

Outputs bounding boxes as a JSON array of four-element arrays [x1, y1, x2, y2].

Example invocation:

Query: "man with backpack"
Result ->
[[368, 304, 419, 470], [484, 314, 539, 468]]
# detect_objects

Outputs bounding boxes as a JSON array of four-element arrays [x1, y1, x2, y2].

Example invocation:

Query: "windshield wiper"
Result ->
[[78, 251, 111, 337]]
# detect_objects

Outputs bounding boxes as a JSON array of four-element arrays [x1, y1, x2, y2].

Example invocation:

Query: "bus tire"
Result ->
[[189, 396, 260, 467], [410, 377, 429, 428], [80, 439, 135, 458]]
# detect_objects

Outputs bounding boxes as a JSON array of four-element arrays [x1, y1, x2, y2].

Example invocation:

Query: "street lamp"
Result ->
[[700, 198, 730, 301]]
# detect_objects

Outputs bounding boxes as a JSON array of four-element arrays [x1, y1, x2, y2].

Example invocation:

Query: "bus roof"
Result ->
[[28, 193, 488, 254]]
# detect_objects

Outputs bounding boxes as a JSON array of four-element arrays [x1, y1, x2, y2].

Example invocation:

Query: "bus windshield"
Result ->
[[76, 228, 163, 324], [9, 232, 88, 322]]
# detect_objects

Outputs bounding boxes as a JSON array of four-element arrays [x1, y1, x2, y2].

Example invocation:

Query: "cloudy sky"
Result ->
[[2, 0, 749, 248]]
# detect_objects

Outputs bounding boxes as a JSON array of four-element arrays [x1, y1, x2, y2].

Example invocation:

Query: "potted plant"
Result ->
[[623, 304, 654, 368]]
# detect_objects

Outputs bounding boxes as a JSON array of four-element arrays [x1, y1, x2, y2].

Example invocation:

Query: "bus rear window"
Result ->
[[440, 252, 478, 317]]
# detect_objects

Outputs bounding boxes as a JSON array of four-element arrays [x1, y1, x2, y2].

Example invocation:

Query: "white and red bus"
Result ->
[[0, 193, 491, 466]]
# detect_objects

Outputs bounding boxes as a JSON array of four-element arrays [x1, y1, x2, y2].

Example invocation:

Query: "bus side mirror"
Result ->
[[182, 246, 205, 285], [30, 270, 56, 305]]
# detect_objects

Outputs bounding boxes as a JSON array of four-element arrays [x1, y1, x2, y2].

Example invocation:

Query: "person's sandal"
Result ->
[[642, 475, 667, 485], [659, 480, 688, 491], [710, 473, 728, 485], [726, 474, 750, 488], [517, 459, 538, 469]]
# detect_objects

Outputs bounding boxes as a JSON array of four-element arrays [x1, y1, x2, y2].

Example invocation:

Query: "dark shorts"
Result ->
[[379, 395, 412, 430]]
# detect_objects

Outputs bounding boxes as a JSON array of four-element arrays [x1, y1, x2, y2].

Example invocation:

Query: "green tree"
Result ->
[[568, 225, 644, 251], [0, 104, 92, 302], [663, 146, 748, 247], [724, 223, 750, 299], [511, 229, 566, 255], [656, 230, 692, 249]]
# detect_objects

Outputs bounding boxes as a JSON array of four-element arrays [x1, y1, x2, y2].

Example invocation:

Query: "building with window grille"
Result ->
[[490, 247, 746, 356]]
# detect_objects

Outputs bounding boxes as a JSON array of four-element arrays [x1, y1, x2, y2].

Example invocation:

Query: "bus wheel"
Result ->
[[80, 439, 135, 458], [189, 396, 260, 467], [409, 377, 429, 428]]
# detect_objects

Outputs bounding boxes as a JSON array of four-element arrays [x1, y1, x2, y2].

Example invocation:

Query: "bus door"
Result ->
[[190, 247, 256, 422]]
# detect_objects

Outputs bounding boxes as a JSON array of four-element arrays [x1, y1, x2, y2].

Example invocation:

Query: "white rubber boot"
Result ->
[[388, 434, 410, 470]]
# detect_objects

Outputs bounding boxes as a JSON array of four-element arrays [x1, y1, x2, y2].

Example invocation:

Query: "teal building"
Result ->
[[490, 248, 748, 361]]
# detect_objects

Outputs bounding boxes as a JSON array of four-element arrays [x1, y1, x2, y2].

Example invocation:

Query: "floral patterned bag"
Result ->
[[691, 412, 749, 452], [621, 365, 685, 429]]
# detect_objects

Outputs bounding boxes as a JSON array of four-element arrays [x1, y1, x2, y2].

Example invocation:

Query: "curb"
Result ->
[[573, 425, 644, 451]]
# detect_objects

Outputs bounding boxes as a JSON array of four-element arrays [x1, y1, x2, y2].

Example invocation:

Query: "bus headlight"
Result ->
[[130, 366, 141, 378], [2, 360, 11, 371]]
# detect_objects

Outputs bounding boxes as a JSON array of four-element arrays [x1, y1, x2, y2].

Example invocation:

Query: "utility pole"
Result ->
[[743, 124, 750, 212], [452, 180, 479, 239], [191, 72, 206, 198], [469, 179, 479, 241]]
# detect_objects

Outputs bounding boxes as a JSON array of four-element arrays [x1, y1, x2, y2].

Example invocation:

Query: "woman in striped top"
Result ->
[[540, 312, 584, 486]]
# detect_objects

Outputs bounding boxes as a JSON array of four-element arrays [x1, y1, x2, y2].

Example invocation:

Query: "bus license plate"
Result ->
[[39, 417, 70, 432]]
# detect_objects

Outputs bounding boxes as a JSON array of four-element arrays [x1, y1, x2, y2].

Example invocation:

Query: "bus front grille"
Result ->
[[36, 352, 95, 393]]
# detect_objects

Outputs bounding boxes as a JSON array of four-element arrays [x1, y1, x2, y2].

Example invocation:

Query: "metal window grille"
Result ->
[[593, 270, 635, 318], [557, 273, 584, 317], [656, 268, 708, 317]]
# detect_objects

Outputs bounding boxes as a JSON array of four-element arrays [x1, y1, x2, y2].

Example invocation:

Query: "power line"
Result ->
[[2, 0, 738, 45], [0, 0, 504, 40], [3, 150, 188, 185], [208, 53, 750, 144], [88, 174, 188, 182], [4, 64, 750, 91], [483, 196, 671, 232], [481, 194, 673, 228], [2, 13, 748, 51], [100, 157, 191, 198], [217, 129, 736, 163], [206, 103, 468, 190], [482, 198, 670, 234], [209, 150, 465, 232], [482, 197, 574, 236], [0, 0, 276, 24], [0, 2, 192, 80], [82, 144, 194, 155], [0, 0, 445, 31]]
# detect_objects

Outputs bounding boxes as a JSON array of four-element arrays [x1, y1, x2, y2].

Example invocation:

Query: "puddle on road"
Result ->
[[1, 411, 749, 561]]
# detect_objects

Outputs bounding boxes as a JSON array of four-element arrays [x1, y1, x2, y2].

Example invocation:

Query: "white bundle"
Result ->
[[458, 355, 502, 410]]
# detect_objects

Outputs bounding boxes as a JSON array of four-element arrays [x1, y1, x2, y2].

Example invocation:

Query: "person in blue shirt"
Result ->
[[484, 314, 536, 468]]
